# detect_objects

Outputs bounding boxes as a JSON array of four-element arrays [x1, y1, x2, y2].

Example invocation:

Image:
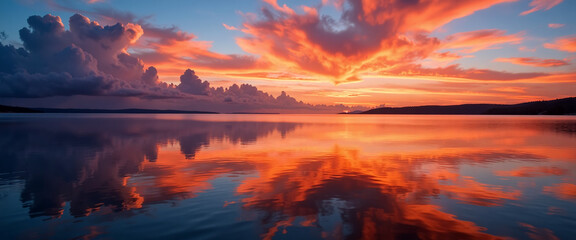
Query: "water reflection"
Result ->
[[0, 114, 575, 239], [0, 117, 299, 218]]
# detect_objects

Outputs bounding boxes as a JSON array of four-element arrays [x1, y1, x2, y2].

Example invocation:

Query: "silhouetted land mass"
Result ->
[[231, 112, 280, 114], [338, 110, 365, 114], [361, 97, 576, 115], [0, 105, 218, 114], [0, 104, 41, 113], [35, 108, 219, 114], [485, 97, 576, 115]]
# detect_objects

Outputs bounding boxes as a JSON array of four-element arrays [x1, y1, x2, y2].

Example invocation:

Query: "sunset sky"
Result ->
[[0, 0, 575, 112]]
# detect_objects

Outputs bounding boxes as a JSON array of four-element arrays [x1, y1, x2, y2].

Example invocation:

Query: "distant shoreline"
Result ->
[[2, 96, 576, 115], [0, 105, 288, 114], [357, 97, 576, 115], [0, 105, 219, 114]]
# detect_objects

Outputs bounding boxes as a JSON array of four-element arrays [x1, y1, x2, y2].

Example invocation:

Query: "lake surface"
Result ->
[[0, 114, 575, 240]]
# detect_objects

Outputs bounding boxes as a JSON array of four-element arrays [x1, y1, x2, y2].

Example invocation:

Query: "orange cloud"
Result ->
[[352, 0, 515, 32], [492, 86, 526, 93], [544, 36, 576, 52], [494, 57, 570, 67], [57, 7, 272, 79], [548, 23, 565, 29], [237, 0, 515, 83], [263, 0, 296, 14], [222, 23, 238, 30], [521, 0, 563, 15], [442, 29, 524, 53], [428, 51, 466, 62], [385, 64, 547, 81], [131, 26, 271, 77]]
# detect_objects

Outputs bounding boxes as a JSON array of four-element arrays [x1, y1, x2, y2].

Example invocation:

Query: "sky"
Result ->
[[0, 0, 575, 112]]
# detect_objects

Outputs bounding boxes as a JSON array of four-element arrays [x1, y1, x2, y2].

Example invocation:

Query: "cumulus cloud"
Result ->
[[521, 0, 563, 15], [173, 68, 311, 109], [236, 0, 515, 83], [0, 69, 110, 97], [1, 14, 124, 97], [1, 14, 365, 113], [177, 69, 210, 95], [68, 6, 269, 76], [20, 14, 142, 78], [494, 57, 569, 67], [544, 36, 576, 52]]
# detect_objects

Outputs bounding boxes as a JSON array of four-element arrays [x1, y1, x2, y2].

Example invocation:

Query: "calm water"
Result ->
[[0, 114, 575, 240]]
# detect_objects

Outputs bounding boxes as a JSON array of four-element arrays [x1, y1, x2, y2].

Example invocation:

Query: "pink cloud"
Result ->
[[518, 46, 537, 52], [263, 0, 296, 14], [322, 0, 345, 9], [548, 23, 565, 28], [521, 0, 563, 15], [544, 36, 576, 52], [442, 29, 524, 53], [385, 64, 548, 81], [494, 57, 569, 67], [222, 23, 238, 31]]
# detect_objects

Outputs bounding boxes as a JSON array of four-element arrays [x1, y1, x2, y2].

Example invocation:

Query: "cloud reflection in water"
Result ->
[[0, 115, 575, 239]]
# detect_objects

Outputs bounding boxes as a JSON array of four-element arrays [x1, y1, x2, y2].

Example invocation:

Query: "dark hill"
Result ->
[[0, 105, 218, 114], [0, 104, 41, 113], [362, 97, 576, 115], [32, 108, 219, 114], [485, 97, 576, 115]]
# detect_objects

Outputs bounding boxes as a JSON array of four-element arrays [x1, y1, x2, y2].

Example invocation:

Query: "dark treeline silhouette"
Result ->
[[0, 104, 41, 113], [362, 97, 576, 115], [35, 108, 219, 114], [0, 104, 218, 114], [485, 97, 576, 115]]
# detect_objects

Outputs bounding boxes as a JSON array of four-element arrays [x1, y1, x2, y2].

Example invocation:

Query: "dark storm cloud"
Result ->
[[177, 69, 210, 95], [0, 14, 180, 98], [0, 14, 265, 100]]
